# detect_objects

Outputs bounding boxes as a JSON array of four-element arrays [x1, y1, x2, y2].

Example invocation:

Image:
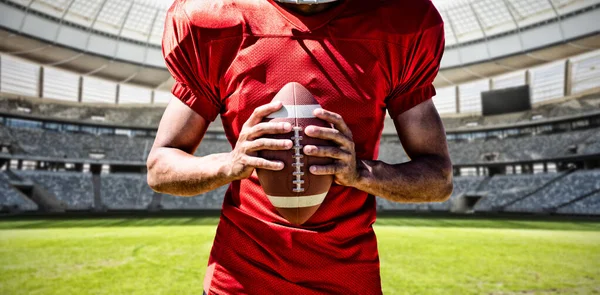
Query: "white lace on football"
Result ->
[[266, 193, 327, 208], [291, 126, 305, 193], [266, 104, 320, 119]]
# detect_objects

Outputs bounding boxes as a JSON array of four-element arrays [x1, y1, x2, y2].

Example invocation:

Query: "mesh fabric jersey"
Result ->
[[162, 0, 444, 293]]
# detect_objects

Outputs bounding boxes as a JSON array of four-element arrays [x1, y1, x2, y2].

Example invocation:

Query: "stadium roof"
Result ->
[[432, 0, 597, 47], [1, 0, 598, 88], [7, 0, 597, 48]]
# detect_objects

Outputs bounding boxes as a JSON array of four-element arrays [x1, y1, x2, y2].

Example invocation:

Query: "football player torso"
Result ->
[[162, 0, 444, 293]]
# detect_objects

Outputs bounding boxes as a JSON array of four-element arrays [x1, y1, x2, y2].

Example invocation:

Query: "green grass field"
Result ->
[[1, 217, 599, 295]]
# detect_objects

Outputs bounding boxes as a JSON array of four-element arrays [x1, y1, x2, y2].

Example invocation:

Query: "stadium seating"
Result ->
[[377, 139, 410, 164], [0, 94, 225, 131], [160, 185, 228, 210], [429, 177, 484, 211], [449, 128, 599, 164], [0, 172, 38, 211], [3, 92, 599, 135], [374, 171, 600, 215], [16, 170, 94, 210], [1, 0, 599, 220], [100, 174, 154, 210], [474, 174, 557, 212], [3, 126, 149, 161], [0, 125, 11, 142], [505, 170, 600, 213], [378, 127, 600, 165], [375, 176, 484, 211], [100, 173, 227, 210], [2, 96, 599, 215], [557, 191, 600, 215], [0, 95, 165, 127], [579, 131, 600, 155], [1, 125, 232, 161], [1, 170, 230, 211], [380, 93, 600, 134], [4, 168, 599, 215]]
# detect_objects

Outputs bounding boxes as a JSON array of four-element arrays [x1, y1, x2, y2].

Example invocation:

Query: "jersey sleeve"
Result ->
[[386, 19, 445, 119], [162, 1, 221, 122]]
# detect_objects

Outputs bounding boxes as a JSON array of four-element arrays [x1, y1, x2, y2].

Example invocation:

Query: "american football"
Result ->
[[256, 82, 334, 225], [2, 0, 600, 294]]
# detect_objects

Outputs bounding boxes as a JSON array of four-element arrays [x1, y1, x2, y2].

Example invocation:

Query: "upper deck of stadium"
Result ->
[[0, 0, 599, 89]]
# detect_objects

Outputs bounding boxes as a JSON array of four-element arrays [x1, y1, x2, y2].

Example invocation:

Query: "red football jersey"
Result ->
[[162, 0, 444, 293]]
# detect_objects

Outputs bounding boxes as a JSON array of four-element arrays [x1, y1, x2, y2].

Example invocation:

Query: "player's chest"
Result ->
[[219, 37, 390, 130]]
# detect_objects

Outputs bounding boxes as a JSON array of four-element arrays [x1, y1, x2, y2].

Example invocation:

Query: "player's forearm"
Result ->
[[146, 147, 235, 196], [353, 155, 453, 203]]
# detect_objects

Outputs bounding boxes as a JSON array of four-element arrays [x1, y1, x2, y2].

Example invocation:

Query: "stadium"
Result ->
[[0, 0, 599, 294]]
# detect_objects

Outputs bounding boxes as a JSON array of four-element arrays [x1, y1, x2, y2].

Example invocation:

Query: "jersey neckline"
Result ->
[[266, 0, 351, 32]]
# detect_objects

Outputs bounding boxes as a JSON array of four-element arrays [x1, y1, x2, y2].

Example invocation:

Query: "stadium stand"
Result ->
[[378, 126, 600, 165], [5, 167, 600, 215], [579, 130, 600, 155], [376, 177, 485, 211], [2, 107, 600, 215], [0, 169, 229, 211], [100, 174, 154, 210], [474, 174, 558, 212], [0, 95, 165, 127], [3, 126, 151, 161], [447, 95, 600, 130], [557, 191, 600, 215], [0, 123, 10, 141], [15, 170, 94, 210], [505, 170, 600, 213], [1, 3, 599, 216], [448, 128, 600, 164], [430, 177, 484, 211], [100, 173, 227, 210], [381, 93, 600, 134], [17, 114, 597, 167], [2, 92, 598, 133], [0, 172, 38, 211], [0, 124, 231, 161], [5, 120, 600, 165], [0, 94, 225, 132], [161, 185, 228, 210], [377, 139, 410, 164], [1, 105, 600, 215]]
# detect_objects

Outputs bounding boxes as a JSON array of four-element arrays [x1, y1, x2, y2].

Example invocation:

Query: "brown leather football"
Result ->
[[257, 82, 334, 225]]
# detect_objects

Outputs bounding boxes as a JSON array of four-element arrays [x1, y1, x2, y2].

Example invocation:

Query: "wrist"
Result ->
[[218, 152, 240, 182], [352, 159, 375, 190]]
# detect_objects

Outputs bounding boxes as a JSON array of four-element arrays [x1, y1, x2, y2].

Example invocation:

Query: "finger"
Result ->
[[246, 138, 293, 152], [247, 122, 292, 140], [245, 101, 284, 127], [309, 164, 340, 175], [304, 126, 351, 148], [304, 145, 351, 161], [245, 156, 285, 171], [313, 108, 353, 139]]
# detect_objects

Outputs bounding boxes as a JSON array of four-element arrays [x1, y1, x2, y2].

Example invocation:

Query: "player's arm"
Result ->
[[147, 99, 293, 196], [304, 100, 453, 203], [364, 99, 453, 203], [153, 2, 293, 196]]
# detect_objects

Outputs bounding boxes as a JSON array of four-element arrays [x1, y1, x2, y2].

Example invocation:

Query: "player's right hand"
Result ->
[[225, 101, 293, 181]]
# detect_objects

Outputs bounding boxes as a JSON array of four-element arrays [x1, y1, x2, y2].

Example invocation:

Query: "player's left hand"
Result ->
[[303, 108, 363, 187]]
